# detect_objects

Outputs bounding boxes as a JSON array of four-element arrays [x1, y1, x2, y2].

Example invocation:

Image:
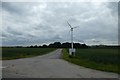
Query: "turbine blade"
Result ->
[[67, 21, 72, 28], [73, 26, 79, 29]]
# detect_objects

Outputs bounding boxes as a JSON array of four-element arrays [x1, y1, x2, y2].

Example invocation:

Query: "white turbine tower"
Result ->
[[67, 21, 79, 56]]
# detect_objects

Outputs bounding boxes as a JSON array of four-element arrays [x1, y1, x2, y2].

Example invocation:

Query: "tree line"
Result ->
[[2, 42, 119, 48], [28, 42, 88, 48]]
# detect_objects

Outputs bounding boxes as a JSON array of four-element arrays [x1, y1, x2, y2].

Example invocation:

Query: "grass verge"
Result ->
[[2, 48, 56, 60], [62, 49, 119, 74]]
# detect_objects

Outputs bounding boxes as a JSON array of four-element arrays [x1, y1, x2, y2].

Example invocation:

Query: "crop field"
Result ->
[[63, 48, 119, 73], [1, 47, 56, 60]]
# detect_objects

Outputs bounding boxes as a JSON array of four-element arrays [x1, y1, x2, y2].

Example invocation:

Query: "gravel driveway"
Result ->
[[2, 49, 119, 78]]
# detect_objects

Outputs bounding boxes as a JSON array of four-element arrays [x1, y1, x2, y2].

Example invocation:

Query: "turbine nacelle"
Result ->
[[67, 21, 79, 30]]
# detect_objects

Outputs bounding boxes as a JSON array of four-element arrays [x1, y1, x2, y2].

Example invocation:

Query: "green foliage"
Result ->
[[2, 48, 56, 60], [62, 48, 119, 74]]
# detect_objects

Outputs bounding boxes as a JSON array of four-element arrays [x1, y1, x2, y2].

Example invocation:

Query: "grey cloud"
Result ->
[[2, 2, 26, 15], [2, 2, 40, 15], [107, 2, 118, 16], [6, 26, 23, 36], [2, 2, 118, 46]]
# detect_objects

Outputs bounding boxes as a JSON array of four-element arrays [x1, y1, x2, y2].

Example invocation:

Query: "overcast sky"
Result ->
[[1, 1, 118, 46]]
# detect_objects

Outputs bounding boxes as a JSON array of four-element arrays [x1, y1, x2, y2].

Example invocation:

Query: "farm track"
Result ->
[[2, 49, 119, 78]]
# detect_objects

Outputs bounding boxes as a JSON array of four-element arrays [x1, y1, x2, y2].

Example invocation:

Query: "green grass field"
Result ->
[[1, 48, 56, 60], [63, 48, 119, 74]]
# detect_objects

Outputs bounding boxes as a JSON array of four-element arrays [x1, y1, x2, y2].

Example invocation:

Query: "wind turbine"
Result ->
[[67, 21, 79, 56]]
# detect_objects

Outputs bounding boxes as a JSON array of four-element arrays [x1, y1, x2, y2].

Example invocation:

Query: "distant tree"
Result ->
[[81, 44, 88, 48], [30, 45, 34, 48], [48, 43, 54, 48], [61, 42, 71, 48], [15, 46, 23, 48], [48, 42, 61, 48], [42, 44, 48, 48], [28, 42, 88, 48], [34, 45, 38, 48], [53, 42, 62, 48], [73, 43, 81, 48], [38, 45, 42, 48]]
